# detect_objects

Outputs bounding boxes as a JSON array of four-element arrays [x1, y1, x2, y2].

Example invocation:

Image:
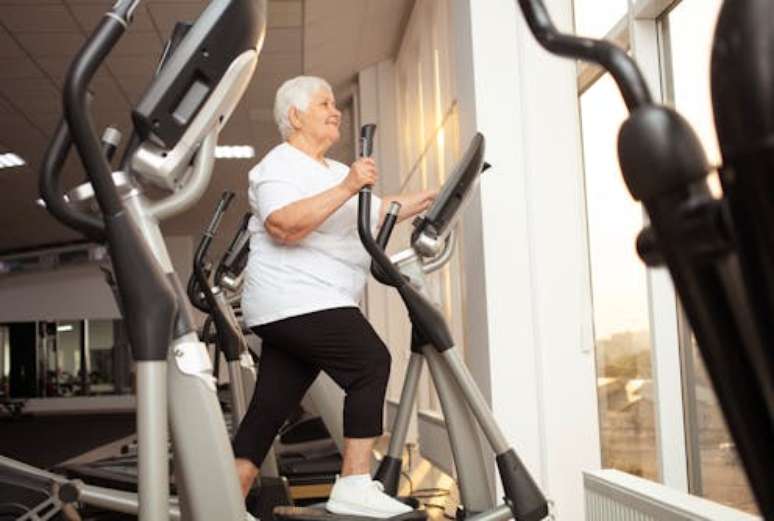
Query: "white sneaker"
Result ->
[[326, 474, 413, 518]]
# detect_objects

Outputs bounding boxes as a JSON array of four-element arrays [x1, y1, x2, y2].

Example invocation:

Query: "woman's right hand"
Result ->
[[341, 157, 379, 195]]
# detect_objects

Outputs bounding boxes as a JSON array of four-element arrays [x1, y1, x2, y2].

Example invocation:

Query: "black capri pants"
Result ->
[[233, 307, 391, 467]]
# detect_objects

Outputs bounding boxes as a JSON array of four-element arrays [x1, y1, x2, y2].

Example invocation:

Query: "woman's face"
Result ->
[[293, 88, 341, 146]]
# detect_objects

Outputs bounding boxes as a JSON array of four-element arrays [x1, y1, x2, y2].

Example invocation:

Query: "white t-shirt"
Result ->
[[241, 142, 382, 327]]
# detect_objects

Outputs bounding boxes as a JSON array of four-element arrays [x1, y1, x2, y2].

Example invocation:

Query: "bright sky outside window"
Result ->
[[573, 0, 628, 39], [580, 72, 659, 482]]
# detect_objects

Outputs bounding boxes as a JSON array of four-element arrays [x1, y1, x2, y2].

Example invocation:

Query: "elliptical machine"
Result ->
[[0, 1, 267, 520], [274, 127, 548, 521], [511, 1, 773, 519]]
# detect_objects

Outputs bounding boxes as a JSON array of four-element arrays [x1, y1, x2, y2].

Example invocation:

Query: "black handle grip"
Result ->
[[204, 191, 236, 237], [215, 212, 252, 284], [359, 123, 376, 159], [39, 118, 105, 241], [376, 202, 401, 250]]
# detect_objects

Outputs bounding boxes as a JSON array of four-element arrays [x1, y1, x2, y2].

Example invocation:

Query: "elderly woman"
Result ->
[[232, 75, 436, 518]]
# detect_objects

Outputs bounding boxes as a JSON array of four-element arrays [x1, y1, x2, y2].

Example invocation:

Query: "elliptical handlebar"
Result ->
[[356, 124, 407, 287], [190, 191, 236, 312], [39, 119, 105, 241], [214, 211, 252, 285], [516, 0, 652, 112]]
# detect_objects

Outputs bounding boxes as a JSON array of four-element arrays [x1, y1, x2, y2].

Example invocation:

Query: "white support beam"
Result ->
[[450, 1, 601, 518]]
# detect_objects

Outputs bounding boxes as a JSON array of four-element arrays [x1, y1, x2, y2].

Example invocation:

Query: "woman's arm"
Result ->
[[379, 190, 438, 224], [265, 157, 378, 244]]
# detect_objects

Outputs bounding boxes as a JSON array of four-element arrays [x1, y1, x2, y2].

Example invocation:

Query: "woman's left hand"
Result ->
[[406, 189, 438, 216], [382, 190, 439, 224]]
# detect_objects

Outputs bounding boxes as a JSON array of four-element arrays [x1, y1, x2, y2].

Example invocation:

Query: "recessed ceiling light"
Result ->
[[215, 145, 255, 159], [57, 324, 74, 332], [0, 153, 25, 169]]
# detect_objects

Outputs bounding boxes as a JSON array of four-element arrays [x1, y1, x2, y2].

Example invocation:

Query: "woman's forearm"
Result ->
[[266, 184, 353, 244], [381, 190, 437, 224]]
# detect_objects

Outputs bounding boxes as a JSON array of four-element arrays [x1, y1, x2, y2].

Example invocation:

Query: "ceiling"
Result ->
[[0, 0, 413, 255]]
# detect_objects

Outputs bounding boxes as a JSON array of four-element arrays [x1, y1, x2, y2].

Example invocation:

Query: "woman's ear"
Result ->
[[288, 106, 304, 132]]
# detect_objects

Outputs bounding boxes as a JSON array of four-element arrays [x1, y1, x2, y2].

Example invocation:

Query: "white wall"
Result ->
[[449, 1, 601, 518], [0, 235, 195, 324]]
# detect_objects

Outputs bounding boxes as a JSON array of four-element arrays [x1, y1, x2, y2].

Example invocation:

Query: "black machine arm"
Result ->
[[191, 191, 236, 311], [516, 0, 651, 111], [513, 0, 773, 516], [214, 211, 252, 285], [192, 192, 247, 362], [60, 0, 177, 362], [39, 119, 105, 241]]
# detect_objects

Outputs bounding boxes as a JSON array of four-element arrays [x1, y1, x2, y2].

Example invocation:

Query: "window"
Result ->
[[573, 0, 628, 39], [663, 0, 758, 514], [1, 319, 131, 398], [580, 73, 659, 481]]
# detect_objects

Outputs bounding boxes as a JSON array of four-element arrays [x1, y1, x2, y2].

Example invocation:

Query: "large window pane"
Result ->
[[580, 73, 659, 481], [666, 0, 722, 166], [573, 0, 628, 39], [666, 0, 757, 513]]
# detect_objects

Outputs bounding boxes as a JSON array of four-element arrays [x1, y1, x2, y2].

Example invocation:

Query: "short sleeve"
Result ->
[[252, 178, 304, 224]]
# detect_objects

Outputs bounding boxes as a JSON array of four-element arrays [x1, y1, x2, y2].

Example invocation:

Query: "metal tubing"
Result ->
[[79, 484, 181, 520], [227, 360, 247, 423], [385, 353, 424, 458], [465, 504, 513, 521], [149, 130, 217, 221], [422, 230, 456, 274], [136, 361, 169, 521], [424, 346, 495, 511], [441, 349, 511, 455], [168, 332, 245, 521]]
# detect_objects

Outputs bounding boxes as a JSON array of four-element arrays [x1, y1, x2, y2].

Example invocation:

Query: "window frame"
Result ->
[[575, 0, 690, 492]]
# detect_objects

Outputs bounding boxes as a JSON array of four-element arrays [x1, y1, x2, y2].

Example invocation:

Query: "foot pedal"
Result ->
[[273, 506, 427, 521]]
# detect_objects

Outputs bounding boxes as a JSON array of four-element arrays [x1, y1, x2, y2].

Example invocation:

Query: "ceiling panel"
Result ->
[[262, 27, 302, 54], [0, 4, 80, 32], [268, 1, 303, 28], [0, 28, 24, 58], [0, 56, 44, 79], [146, 3, 208, 37], [16, 32, 84, 58], [107, 54, 159, 79], [113, 30, 165, 57], [69, 3, 156, 32], [0, 78, 60, 114]]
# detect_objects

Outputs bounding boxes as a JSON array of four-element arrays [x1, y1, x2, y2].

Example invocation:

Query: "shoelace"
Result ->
[[369, 480, 386, 493]]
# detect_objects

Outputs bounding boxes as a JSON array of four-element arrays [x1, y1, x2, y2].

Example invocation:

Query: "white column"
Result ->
[[451, 1, 601, 518]]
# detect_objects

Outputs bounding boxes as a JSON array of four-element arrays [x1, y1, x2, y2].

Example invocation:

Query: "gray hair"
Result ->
[[274, 76, 333, 139]]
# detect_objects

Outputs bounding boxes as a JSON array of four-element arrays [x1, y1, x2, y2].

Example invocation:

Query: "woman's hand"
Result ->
[[341, 158, 379, 195], [380, 189, 439, 224], [403, 189, 437, 216]]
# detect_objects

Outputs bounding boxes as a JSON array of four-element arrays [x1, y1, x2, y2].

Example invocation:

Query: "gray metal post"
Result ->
[[385, 352, 424, 458], [227, 360, 247, 423], [424, 346, 495, 511], [441, 349, 511, 455], [167, 332, 245, 521], [136, 361, 169, 521]]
